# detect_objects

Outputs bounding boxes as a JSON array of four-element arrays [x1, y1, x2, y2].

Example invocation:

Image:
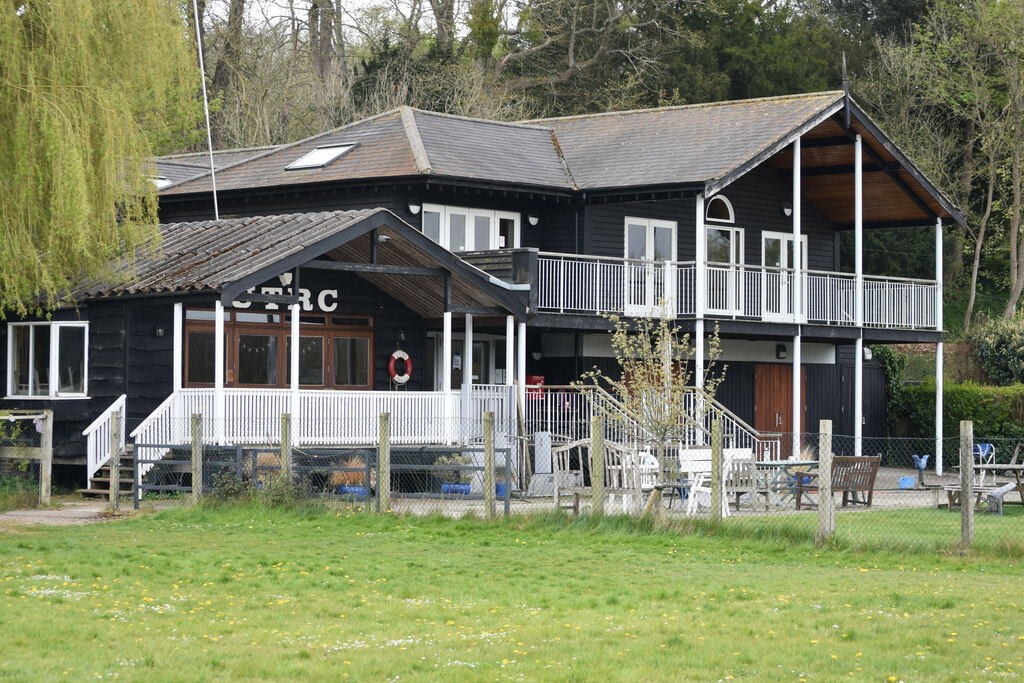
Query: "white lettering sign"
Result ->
[[317, 289, 338, 312]]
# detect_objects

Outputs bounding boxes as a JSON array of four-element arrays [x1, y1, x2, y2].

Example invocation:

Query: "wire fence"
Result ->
[[0, 413, 56, 506], [131, 415, 519, 518], [120, 411, 1024, 553]]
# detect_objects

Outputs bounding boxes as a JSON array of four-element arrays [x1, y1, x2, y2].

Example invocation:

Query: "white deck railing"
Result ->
[[522, 384, 781, 460], [82, 394, 126, 480], [537, 252, 938, 330]]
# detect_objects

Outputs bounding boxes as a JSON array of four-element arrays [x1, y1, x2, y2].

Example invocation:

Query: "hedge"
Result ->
[[901, 380, 1024, 439]]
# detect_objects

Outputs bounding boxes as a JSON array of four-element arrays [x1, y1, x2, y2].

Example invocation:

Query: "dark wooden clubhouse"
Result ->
[[1, 91, 962, 487]]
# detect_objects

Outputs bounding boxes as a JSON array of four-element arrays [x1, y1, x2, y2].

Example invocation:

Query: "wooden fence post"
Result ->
[[280, 413, 292, 482], [591, 414, 605, 516], [109, 412, 121, 511], [816, 419, 834, 547], [710, 419, 723, 523], [378, 412, 391, 513], [191, 413, 203, 505], [484, 412, 495, 520], [40, 410, 53, 508], [960, 420, 974, 553]]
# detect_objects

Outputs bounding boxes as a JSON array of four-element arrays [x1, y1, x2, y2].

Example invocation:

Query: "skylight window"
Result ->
[[286, 143, 355, 170], [150, 176, 173, 189]]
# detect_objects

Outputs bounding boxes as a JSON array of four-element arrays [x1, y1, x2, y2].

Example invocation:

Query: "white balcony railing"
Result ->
[[537, 252, 938, 330]]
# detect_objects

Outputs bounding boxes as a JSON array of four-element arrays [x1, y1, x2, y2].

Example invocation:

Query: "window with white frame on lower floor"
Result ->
[[7, 322, 88, 397], [421, 204, 520, 251]]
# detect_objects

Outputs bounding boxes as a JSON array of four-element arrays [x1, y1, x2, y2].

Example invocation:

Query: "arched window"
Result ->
[[705, 195, 735, 223]]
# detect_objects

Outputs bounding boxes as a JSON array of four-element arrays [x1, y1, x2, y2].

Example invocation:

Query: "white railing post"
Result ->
[[290, 302, 301, 444]]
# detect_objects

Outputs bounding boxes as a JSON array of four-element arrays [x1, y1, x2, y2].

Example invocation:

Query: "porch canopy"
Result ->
[[77, 208, 529, 318]]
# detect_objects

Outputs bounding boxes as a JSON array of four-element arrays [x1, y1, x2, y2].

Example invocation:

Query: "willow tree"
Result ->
[[0, 1, 201, 314]]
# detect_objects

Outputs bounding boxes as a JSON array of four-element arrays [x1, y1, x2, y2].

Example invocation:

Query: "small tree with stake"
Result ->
[[576, 313, 726, 513]]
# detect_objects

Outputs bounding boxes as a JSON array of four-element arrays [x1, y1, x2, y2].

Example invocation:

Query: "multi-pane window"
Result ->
[[7, 323, 88, 397], [184, 310, 373, 389], [421, 204, 520, 251]]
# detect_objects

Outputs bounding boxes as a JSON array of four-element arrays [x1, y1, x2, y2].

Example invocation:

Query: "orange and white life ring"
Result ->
[[389, 349, 412, 384]]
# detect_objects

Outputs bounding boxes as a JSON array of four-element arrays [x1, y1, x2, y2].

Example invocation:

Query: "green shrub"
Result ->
[[901, 379, 1024, 439], [972, 315, 1024, 385]]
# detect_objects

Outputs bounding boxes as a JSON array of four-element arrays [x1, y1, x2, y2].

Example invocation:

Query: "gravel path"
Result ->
[[0, 500, 109, 528]]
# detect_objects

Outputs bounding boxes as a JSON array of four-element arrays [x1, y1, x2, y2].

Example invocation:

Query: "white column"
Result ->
[[517, 321, 527, 408], [792, 136, 802, 321], [442, 311, 453, 393], [172, 302, 183, 392], [792, 137, 803, 460], [695, 194, 706, 318], [463, 314, 473, 387], [792, 334, 802, 457], [214, 299, 225, 445], [442, 310, 454, 442], [935, 217, 944, 475], [505, 316, 514, 386], [289, 302, 300, 441], [853, 134, 864, 459], [854, 134, 864, 328], [694, 319, 705, 389]]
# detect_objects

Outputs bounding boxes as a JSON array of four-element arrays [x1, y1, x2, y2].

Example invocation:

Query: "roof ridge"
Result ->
[[524, 91, 846, 124], [408, 107, 551, 132], [401, 107, 432, 174]]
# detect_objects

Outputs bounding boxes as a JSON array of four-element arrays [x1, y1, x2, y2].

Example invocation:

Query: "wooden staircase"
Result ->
[[77, 445, 135, 499]]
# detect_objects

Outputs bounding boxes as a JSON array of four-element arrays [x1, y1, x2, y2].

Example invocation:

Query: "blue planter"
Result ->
[[495, 483, 507, 498], [336, 485, 367, 497], [442, 483, 471, 495]]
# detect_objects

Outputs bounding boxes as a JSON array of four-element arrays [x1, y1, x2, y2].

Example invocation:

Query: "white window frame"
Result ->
[[705, 225, 744, 266], [6, 322, 89, 399], [761, 231, 808, 271], [623, 216, 678, 262], [421, 204, 520, 251], [705, 195, 736, 224]]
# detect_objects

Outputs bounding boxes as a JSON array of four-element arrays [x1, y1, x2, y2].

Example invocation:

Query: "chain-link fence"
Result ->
[[124, 410, 1024, 553], [131, 414, 520, 518]]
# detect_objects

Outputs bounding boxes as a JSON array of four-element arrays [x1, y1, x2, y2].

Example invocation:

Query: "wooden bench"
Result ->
[[795, 455, 881, 510]]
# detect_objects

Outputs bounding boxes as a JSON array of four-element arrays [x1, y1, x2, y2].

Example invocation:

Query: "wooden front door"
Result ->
[[755, 364, 806, 459]]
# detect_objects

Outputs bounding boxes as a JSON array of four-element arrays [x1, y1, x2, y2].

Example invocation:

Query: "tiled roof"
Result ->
[[530, 92, 845, 189], [411, 110, 572, 188], [77, 210, 382, 296]]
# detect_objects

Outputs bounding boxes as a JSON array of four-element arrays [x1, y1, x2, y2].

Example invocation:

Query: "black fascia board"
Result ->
[[842, 101, 966, 228], [862, 328, 942, 344], [704, 96, 846, 198], [579, 183, 702, 202], [218, 210, 528, 318], [424, 175, 576, 199]]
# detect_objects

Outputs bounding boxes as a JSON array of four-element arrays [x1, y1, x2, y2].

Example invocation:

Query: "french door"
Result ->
[[762, 232, 807, 321], [624, 217, 677, 316]]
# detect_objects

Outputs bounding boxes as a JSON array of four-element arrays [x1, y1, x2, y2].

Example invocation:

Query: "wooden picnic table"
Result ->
[[755, 459, 818, 509]]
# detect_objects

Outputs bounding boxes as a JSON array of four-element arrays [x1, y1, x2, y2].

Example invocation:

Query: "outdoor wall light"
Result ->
[[154, 324, 167, 338], [396, 329, 406, 343], [278, 271, 293, 287], [408, 202, 422, 215], [527, 214, 540, 226], [775, 343, 787, 360], [531, 351, 543, 361], [863, 346, 873, 361], [780, 201, 793, 217], [378, 234, 392, 244]]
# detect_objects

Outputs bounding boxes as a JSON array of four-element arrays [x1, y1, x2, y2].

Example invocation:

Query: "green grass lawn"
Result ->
[[2, 506, 1024, 681]]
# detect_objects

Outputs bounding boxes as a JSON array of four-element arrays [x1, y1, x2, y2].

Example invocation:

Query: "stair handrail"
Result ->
[[129, 391, 179, 440], [82, 394, 126, 480]]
